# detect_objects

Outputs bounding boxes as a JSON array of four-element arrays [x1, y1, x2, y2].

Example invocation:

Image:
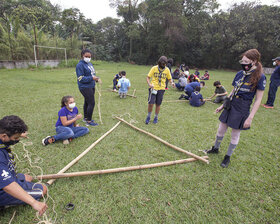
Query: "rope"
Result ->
[[112, 113, 138, 125], [8, 211, 16, 224], [11, 142, 57, 224], [95, 82, 103, 125]]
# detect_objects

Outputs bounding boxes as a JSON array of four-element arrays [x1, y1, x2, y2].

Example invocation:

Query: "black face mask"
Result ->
[[241, 63, 252, 72], [5, 140, 20, 146], [158, 62, 166, 69]]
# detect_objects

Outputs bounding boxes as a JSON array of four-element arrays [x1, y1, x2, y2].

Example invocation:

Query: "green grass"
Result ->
[[0, 63, 279, 224]]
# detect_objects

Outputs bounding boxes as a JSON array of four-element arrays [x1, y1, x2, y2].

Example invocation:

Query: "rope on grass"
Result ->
[[8, 211, 16, 224], [95, 82, 103, 125], [13, 142, 57, 224], [111, 113, 138, 125]]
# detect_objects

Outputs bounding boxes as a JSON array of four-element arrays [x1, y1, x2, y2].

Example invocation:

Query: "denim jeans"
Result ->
[[54, 126, 89, 141]]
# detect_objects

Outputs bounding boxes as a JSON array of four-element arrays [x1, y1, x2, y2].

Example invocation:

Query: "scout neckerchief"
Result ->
[[157, 66, 164, 87], [230, 70, 253, 101], [0, 144, 17, 173]]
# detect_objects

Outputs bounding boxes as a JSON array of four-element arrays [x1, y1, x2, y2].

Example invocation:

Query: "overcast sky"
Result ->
[[49, 0, 280, 23]]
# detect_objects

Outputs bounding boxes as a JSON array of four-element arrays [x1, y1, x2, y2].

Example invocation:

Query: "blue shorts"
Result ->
[[0, 173, 44, 206], [148, 89, 165, 105]]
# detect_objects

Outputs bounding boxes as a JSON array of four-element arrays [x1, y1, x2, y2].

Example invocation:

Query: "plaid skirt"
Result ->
[[219, 97, 252, 130]]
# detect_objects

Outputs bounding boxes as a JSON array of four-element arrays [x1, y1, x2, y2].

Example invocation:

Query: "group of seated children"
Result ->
[[112, 71, 131, 98], [179, 81, 205, 101]]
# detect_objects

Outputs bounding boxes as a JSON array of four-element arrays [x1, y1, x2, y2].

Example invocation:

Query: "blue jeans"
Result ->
[[54, 126, 89, 141], [266, 79, 280, 106]]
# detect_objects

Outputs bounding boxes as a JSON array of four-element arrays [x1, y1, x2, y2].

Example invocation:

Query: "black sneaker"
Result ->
[[220, 155, 230, 168], [179, 94, 185, 100], [42, 136, 55, 146], [206, 146, 219, 154]]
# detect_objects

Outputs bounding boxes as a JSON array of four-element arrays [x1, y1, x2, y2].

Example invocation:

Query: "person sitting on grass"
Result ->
[[187, 74, 200, 83], [42, 96, 89, 146], [179, 81, 205, 100], [113, 71, 122, 92], [209, 81, 228, 103], [117, 71, 131, 98], [175, 73, 188, 91], [0, 115, 47, 215], [189, 86, 205, 107], [200, 70, 210, 80]]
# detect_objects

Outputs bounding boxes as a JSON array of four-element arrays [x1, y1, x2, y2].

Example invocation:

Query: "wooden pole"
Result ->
[[132, 89, 136, 96], [115, 117, 209, 164], [46, 121, 121, 185], [37, 156, 208, 180]]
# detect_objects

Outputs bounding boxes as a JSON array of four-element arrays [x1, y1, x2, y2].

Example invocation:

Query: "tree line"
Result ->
[[0, 0, 279, 69]]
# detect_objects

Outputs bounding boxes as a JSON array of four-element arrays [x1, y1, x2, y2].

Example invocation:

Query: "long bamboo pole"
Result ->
[[115, 117, 209, 164], [46, 121, 121, 185], [37, 156, 208, 180]]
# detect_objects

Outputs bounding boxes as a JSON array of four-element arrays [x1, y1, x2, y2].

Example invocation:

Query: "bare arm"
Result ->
[[60, 114, 82, 126], [243, 90, 264, 128], [146, 77, 154, 88], [216, 91, 228, 97], [3, 182, 47, 215]]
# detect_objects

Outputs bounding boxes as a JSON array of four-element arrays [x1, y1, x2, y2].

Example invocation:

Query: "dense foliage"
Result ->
[[0, 0, 279, 69]]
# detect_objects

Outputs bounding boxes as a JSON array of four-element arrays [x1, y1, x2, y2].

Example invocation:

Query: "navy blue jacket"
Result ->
[[271, 65, 280, 81], [76, 60, 96, 90]]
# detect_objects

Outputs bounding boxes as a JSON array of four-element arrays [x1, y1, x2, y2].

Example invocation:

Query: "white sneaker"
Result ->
[[63, 139, 69, 145]]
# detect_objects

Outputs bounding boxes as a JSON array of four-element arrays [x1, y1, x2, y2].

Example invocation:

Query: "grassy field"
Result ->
[[0, 62, 279, 224]]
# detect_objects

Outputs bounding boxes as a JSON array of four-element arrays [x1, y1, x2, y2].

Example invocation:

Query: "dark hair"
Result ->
[[241, 49, 263, 90], [120, 71, 126, 76], [195, 86, 201, 92], [185, 66, 189, 71], [158, 56, 168, 65], [61, 95, 73, 108], [81, 49, 92, 57], [167, 58, 173, 65], [0, 115, 28, 137], [213, 81, 221, 86], [200, 81, 205, 86]]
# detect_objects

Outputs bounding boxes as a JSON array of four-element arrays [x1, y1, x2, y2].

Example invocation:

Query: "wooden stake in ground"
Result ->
[[115, 117, 209, 164], [37, 156, 208, 180], [132, 89, 136, 97], [46, 121, 121, 185]]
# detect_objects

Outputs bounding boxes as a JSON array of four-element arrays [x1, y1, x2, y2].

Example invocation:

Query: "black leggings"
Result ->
[[79, 88, 95, 121]]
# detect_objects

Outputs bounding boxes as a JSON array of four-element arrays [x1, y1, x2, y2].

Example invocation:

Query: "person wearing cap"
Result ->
[[262, 56, 280, 109], [145, 56, 175, 124]]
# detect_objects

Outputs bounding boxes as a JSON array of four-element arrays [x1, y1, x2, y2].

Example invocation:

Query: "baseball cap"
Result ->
[[272, 56, 280, 61]]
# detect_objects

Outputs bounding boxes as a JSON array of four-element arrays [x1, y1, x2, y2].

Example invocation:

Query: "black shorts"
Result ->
[[219, 97, 252, 130], [148, 89, 165, 105]]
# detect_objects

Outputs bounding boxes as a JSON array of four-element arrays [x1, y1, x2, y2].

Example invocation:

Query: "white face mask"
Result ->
[[84, 57, 91, 63], [68, 103, 76, 109], [273, 61, 277, 66]]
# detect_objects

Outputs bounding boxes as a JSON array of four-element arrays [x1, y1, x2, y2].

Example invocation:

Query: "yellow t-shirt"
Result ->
[[147, 66, 172, 90]]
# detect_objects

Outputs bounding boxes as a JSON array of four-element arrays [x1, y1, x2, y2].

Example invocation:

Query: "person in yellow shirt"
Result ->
[[146, 56, 175, 124]]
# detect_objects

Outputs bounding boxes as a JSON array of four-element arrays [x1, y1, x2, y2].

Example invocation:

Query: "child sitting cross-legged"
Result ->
[[42, 96, 89, 146], [189, 86, 205, 107]]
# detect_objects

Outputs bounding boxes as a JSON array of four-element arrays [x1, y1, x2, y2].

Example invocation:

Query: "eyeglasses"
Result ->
[[239, 60, 252, 64]]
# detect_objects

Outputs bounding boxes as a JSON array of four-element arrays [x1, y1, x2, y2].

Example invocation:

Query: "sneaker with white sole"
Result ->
[[42, 136, 55, 146], [86, 121, 98, 126]]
